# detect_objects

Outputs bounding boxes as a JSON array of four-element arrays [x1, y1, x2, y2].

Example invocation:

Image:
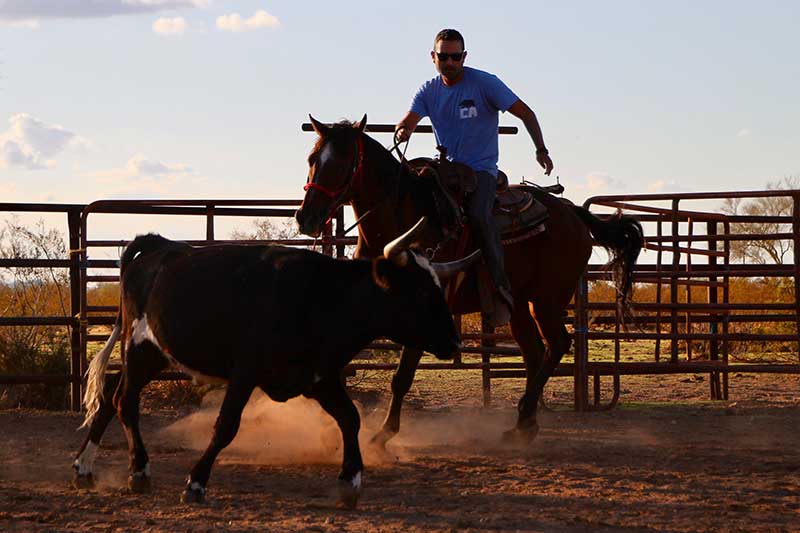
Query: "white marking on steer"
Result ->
[[189, 481, 206, 493], [351, 471, 363, 490], [73, 441, 98, 475], [130, 314, 162, 349], [412, 253, 441, 289]]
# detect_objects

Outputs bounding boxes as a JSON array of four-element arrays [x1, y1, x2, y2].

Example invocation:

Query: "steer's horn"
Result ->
[[383, 217, 427, 265], [431, 249, 482, 280]]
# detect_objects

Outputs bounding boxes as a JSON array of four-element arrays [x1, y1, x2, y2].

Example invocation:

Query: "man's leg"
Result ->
[[466, 171, 513, 324]]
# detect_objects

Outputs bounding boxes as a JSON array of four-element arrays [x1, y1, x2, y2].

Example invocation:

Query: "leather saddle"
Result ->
[[407, 148, 554, 240]]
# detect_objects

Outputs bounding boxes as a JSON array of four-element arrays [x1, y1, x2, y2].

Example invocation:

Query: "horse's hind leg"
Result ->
[[73, 372, 122, 488], [116, 341, 167, 493], [369, 346, 423, 450], [510, 301, 572, 443]]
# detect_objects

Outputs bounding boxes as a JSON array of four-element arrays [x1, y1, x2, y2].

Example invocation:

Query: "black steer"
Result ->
[[73, 217, 477, 507]]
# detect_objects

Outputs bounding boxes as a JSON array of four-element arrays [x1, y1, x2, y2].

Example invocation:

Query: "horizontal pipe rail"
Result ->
[[300, 123, 519, 135]]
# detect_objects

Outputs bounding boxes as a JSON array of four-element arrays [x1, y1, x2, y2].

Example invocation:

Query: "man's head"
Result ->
[[431, 29, 466, 83]]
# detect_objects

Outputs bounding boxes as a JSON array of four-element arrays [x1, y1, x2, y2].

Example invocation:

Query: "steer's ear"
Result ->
[[372, 257, 396, 291]]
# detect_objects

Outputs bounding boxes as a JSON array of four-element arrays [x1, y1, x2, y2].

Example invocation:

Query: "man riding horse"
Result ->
[[395, 28, 554, 326]]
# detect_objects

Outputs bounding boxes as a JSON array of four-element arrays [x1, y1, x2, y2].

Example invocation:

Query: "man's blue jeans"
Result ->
[[466, 171, 511, 295]]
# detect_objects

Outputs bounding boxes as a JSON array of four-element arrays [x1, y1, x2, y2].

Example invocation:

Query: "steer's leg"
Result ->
[[370, 345, 423, 449], [182, 369, 256, 504], [311, 375, 363, 509], [73, 372, 122, 488], [116, 341, 167, 493]]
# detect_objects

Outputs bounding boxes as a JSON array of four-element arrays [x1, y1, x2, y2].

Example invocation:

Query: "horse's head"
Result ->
[[296, 114, 367, 238]]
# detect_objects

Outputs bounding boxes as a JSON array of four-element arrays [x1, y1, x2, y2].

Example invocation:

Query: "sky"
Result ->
[[1, 0, 799, 240]]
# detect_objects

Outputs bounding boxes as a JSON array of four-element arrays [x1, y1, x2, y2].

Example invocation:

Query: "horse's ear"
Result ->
[[309, 115, 329, 137], [354, 114, 367, 132]]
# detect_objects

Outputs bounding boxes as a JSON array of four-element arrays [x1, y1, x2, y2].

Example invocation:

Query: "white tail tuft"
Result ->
[[79, 324, 121, 430]]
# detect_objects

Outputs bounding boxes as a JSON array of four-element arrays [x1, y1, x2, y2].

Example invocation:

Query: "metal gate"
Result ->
[[2, 190, 799, 411]]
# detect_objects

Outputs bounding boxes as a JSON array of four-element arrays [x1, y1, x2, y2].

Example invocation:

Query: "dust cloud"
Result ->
[[159, 389, 519, 466]]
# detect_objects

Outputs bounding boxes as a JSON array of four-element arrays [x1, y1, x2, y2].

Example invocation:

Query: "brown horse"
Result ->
[[296, 115, 643, 446]]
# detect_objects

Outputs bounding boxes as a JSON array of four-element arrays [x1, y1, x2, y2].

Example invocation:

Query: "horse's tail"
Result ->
[[80, 233, 174, 429], [571, 205, 644, 319]]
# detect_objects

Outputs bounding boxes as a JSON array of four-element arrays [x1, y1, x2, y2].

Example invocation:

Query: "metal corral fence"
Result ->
[[2, 191, 799, 412]]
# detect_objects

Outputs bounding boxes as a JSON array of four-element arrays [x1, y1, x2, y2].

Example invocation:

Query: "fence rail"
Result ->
[[2, 190, 800, 411]]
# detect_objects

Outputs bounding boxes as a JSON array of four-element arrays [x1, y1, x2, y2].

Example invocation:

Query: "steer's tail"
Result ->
[[80, 233, 175, 429], [79, 315, 121, 429]]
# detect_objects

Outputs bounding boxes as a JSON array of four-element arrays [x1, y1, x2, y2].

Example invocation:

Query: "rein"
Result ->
[[339, 136, 410, 237]]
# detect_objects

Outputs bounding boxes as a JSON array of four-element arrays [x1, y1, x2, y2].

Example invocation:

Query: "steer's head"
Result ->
[[372, 217, 481, 360]]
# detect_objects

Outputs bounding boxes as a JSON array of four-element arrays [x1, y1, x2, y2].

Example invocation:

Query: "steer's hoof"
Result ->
[[127, 474, 151, 493], [501, 422, 540, 446], [181, 486, 206, 504], [336, 479, 361, 510], [72, 471, 95, 490]]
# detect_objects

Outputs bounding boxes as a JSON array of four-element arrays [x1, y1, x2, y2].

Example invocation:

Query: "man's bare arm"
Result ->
[[394, 111, 422, 143], [507, 99, 553, 176]]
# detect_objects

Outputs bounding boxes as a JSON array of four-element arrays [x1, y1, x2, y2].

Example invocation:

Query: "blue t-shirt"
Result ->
[[410, 66, 518, 176]]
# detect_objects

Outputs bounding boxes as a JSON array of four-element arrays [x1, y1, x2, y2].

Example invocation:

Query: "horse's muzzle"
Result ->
[[294, 208, 322, 238]]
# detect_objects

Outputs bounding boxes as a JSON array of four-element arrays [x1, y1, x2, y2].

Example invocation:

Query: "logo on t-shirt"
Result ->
[[458, 99, 477, 119]]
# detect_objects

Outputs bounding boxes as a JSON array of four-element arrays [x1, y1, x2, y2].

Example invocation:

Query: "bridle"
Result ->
[[304, 134, 364, 201], [302, 131, 410, 236]]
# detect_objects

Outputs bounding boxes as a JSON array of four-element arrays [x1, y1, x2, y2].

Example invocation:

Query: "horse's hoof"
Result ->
[[127, 474, 151, 493], [72, 471, 95, 490], [336, 479, 361, 509], [502, 423, 539, 446], [181, 486, 206, 504]]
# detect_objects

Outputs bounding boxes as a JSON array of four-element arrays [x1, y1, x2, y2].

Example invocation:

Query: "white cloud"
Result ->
[[0, 0, 208, 21], [647, 178, 689, 193], [737, 128, 750, 137], [0, 113, 86, 170], [217, 10, 280, 32], [86, 154, 200, 197], [152, 16, 187, 35], [572, 171, 625, 193], [3, 19, 40, 29]]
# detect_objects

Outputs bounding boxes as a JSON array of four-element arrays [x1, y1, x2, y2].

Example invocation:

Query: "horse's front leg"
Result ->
[[369, 346, 423, 450]]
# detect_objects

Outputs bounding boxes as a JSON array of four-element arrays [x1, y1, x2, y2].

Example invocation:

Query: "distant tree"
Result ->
[[0, 217, 71, 408], [229, 218, 301, 242], [719, 176, 799, 265]]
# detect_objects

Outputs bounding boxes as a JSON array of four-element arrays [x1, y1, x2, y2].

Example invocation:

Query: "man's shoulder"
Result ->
[[465, 66, 503, 84], [417, 75, 441, 93]]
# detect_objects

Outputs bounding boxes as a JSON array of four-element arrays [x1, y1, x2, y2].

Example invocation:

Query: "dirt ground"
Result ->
[[1, 371, 799, 532]]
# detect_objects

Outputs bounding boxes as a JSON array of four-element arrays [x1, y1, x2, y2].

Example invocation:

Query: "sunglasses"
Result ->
[[435, 51, 465, 62]]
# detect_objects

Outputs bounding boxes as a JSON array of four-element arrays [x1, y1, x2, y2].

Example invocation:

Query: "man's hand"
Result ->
[[394, 126, 411, 144], [536, 150, 553, 176]]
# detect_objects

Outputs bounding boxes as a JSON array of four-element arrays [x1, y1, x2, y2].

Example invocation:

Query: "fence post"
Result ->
[[335, 206, 346, 258], [68, 210, 82, 412], [205, 204, 215, 243]]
